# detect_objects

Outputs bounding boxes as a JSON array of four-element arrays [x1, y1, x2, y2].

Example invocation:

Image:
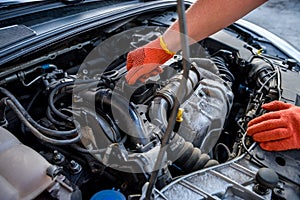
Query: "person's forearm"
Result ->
[[163, 0, 267, 52]]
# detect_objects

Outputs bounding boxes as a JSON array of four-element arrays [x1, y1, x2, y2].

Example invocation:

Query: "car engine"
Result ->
[[0, 8, 299, 200]]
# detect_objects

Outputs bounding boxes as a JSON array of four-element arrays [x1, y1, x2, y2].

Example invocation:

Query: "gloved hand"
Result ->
[[125, 36, 175, 85], [247, 101, 300, 151]]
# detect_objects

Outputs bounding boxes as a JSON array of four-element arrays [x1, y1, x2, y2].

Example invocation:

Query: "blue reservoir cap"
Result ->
[[90, 190, 126, 200], [41, 64, 50, 69]]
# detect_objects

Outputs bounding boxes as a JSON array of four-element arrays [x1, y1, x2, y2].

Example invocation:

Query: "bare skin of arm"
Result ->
[[164, 0, 267, 52]]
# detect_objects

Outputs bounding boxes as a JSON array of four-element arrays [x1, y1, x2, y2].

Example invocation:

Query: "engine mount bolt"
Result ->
[[69, 160, 82, 174], [53, 150, 65, 164]]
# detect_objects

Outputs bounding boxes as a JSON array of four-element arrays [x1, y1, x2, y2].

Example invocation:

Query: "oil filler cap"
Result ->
[[90, 189, 126, 200], [254, 167, 279, 195]]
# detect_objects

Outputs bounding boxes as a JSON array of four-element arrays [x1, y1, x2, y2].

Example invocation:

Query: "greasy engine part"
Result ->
[[178, 61, 234, 153], [145, 60, 231, 176], [157, 145, 300, 200], [149, 59, 233, 154], [0, 5, 299, 199], [167, 134, 218, 173], [0, 49, 299, 199]]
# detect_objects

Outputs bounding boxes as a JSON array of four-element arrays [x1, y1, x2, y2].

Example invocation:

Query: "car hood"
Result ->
[[0, 0, 173, 68]]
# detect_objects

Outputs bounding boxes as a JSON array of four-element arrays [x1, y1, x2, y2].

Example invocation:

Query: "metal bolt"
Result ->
[[82, 69, 88, 74], [69, 160, 82, 174], [53, 150, 65, 164]]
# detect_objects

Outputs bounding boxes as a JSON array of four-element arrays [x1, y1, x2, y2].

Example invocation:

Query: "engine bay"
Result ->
[[0, 8, 299, 200]]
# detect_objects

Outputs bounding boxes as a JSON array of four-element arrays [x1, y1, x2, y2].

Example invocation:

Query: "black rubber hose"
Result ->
[[0, 87, 80, 137], [6, 99, 81, 145], [0, 98, 7, 126], [46, 106, 67, 127], [47, 92, 72, 127], [47, 91, 82, 129], [49, 82, 74, 121]]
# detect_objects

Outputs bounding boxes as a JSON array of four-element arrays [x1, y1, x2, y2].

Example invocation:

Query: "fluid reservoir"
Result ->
[[0, 127, 54, 200], [90, 189, 126, 200]]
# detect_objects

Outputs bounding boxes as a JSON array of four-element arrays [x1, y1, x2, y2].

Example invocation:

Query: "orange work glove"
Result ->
[[247, 101, 300, 151], [125, 36, 175, 85]]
